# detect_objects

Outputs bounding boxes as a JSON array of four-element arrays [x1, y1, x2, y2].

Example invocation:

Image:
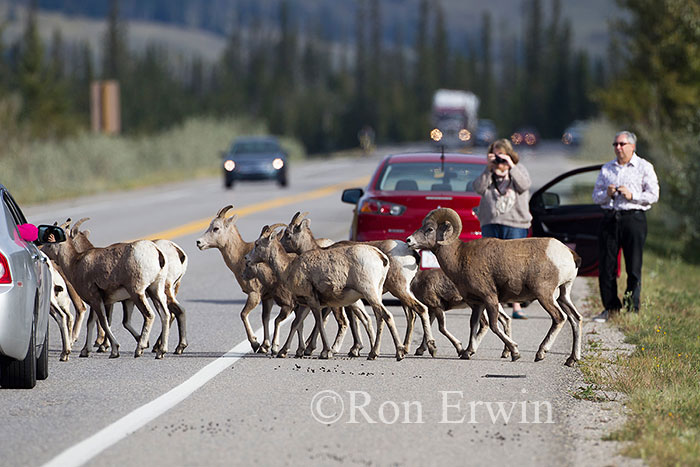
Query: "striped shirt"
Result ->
[[592, 153, 659, 211]]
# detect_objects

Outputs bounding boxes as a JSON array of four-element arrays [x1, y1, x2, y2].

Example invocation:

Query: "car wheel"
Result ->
[[0, 320, 37, 389], [37, 323, 49, 380]]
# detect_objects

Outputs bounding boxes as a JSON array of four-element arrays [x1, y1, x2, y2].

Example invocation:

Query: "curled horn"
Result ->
[[70, 217, 90, 236], [59, 218, 72, 230], [217, 205, 234, 218], [291, 211, 309, 227], [259, 223, 286, 238], [426, 208, 462, 244]]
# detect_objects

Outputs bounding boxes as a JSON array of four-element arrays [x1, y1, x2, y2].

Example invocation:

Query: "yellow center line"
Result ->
[[137, 175, 371, 241]]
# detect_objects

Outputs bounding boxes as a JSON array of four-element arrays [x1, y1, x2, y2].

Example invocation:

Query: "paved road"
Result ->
[[1, 142, 628, 466]]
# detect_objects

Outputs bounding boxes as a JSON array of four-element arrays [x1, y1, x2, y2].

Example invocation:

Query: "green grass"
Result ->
[[0, 116, 306, 205], [580, 211, 700, 466]]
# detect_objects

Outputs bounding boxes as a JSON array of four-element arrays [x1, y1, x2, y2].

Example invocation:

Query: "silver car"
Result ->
[[0, 184, 66, 389]]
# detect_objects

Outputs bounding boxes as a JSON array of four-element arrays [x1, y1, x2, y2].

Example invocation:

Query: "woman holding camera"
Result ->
[[473, 138, 532, 319]]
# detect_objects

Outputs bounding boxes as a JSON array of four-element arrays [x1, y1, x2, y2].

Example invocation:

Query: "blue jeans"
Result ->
[[481, 224, 529, 239]]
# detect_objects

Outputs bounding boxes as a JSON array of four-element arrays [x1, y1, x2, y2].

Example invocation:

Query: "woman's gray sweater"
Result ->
[[473, 164, 533, 229]]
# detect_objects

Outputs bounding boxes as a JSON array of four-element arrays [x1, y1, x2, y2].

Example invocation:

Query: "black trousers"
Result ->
[[598, 210, 647, 311]]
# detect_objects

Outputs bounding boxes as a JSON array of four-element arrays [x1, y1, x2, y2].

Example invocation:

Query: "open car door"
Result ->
[[529, 165, 604, 276]]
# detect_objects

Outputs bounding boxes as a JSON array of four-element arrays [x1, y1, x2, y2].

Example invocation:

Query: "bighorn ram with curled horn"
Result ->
[[406, 208, 583, 366]]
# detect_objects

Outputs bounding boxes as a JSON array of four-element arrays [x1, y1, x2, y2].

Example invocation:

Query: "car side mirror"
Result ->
[[37, 225, 66, 244], [542, 192, 560, 208], [342, 188, 364, 204]]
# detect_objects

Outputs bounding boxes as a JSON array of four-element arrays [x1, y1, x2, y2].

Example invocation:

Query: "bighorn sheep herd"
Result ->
[[41, 205, 583, 367]]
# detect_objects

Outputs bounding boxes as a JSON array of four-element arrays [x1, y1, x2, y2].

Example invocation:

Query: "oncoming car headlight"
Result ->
[[272, 158, 285, 170], [224, 160, 236, 172]]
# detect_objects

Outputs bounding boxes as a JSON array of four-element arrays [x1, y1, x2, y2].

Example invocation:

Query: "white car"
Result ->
[[0, 184, 66, 389]]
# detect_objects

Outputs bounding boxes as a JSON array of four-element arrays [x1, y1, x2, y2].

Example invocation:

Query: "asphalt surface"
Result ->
[[0, 142, 638, 466]]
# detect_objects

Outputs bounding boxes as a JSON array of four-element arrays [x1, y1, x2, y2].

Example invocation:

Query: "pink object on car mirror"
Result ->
[[18, 223, 38, 242]]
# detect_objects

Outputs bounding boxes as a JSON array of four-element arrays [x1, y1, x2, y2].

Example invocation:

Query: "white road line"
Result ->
[[41, 323, 282, 467]]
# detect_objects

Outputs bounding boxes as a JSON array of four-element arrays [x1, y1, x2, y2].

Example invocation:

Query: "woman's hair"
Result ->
[[488, 138, 519, 164]]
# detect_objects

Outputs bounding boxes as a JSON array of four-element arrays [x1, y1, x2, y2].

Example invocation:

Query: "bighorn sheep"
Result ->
[[196, 205, 293, 354], [406, 208, 583, 366], [47, 259, 74, 361], [281, 211, 437, 356], [41, 220, 171, 359], [410, 268, 512, 357], [280, 212, 375, 358], [246, 224, 406, 360]]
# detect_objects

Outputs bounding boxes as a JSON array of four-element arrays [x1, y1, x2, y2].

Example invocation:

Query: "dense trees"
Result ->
[[0, 0, 599, 151]]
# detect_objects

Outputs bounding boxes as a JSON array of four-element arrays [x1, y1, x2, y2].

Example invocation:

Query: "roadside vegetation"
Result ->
[[0, 116, 305, 205]]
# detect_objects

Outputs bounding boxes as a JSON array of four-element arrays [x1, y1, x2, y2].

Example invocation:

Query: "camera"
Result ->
[[493, 155, 507, 164]]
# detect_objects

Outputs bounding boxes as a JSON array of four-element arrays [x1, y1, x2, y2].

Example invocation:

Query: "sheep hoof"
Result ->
[[174, 344, 187, 355], [257, 345, 270, 355], [250, 340, 261, 353], [155, 351, 165, 360], [319, 350, 330, 360], [395, 347, 406, 361], [59, 354, 68, 362], [96, 345, 106, 353], [348, 346, 361, 358], [109, 350, 120, 359], [271, 345, 280, 354], [565, 357, 577, 367], [459, 349, 471, 360], [304, 346, 315, 356], [535, 351, 545, 362], [79, 349, 89, 358], [501, 350, 511, 359], [367, 351, 378, 360], [276, 349, 288, 358], [511, 353, 521, 362], [414, 347, 426, 356], [295, 348, 305, 358], [427, 341, 437, 357]]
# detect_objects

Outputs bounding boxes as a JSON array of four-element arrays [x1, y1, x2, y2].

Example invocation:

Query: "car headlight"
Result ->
[[272, 158, 284, 170], [224, 160, 235, 171]]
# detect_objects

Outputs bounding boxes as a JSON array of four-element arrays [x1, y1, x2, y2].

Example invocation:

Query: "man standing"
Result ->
[[592, 131, 659, 322]]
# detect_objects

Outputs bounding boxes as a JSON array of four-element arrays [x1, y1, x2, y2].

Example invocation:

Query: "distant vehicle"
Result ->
[[222, 136, 288, 189], [341, 152, 487, 268], [0, 184, 66, 389], [431, 89, 479, 148], [511, 127, 540, 146], [561, 120, 588, 146], [474, 119, 497, 146]]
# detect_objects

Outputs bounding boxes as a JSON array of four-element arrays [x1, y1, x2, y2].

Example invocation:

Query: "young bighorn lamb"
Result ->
[[281, 211, 438, 356], [196, 205, 293, 354], [42, 221, 171, 359], [406, 208, 583, 366], [246, 225, 406, 360], [409, 268, 512, 357]]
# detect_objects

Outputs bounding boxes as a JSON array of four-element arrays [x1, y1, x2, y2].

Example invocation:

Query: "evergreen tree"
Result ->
[[102, 0, 128, 80], [433, 1, 449, 88], [479, 12, 494, 119]]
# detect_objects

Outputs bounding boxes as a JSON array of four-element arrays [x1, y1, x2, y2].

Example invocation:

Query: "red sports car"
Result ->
[[341, 152, 487, 268]]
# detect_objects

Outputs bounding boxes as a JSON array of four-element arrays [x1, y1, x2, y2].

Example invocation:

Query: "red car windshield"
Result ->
[[376, 162, 484, 193]]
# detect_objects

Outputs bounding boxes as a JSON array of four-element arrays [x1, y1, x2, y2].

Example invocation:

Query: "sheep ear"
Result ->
[[260, 225, 272, 237], [225, 214, 238, 226], [276, 230, 285, 241], [83, 229, 91, 238], [301, 218, 310, 229], [436, 221, 455, 245]]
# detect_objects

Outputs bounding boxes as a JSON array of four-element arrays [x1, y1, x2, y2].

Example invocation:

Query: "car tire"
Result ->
[[0, 320, 37, 389], [37, 324, 49, 381]]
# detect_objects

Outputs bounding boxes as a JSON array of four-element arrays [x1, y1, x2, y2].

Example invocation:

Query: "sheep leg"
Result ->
[[278, 306, 308, 358], [330, 307, 349, 354], [370, 301, 405, 361], [534, 295, 568, 362], [240, 292, 262, 352], [66, 279, 86, 344], [349, 300, 375, 353], [255, 298, 272, 354], [303, 307, 332, 356], [310, 306, 333, 359], [367, 309, 385, 360], [557, 282, 582, 366], [271, 302, 295, 354], [415, 312, 435, 356], [79, 307, 97, 357], [169, 300, 188, 354], [408, 297, 436, 357], [497, 305, 513, 359], [120, 300, 142, 345], [50, 305, 71, 361], [486, 302, 520, 361], [95, 305, 112, 351], [345, 306, 363, 357], [402, 305, 415, 354], [462, 305, 489, 358], [131, 295, 156, 358], [91, 301, 120, 358], [434, 308, 463, 356], [146, 287, 171, 359]]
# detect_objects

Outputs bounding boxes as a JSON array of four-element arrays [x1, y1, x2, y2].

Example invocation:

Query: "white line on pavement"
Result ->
[[40, 323, 283, 467]]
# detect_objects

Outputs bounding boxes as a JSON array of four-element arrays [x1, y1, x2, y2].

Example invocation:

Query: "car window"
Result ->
[[377, 162, 484, 192], [231, 141, 280, 154], [2, 192, 27, 226], [540, 170, 599, 208]]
